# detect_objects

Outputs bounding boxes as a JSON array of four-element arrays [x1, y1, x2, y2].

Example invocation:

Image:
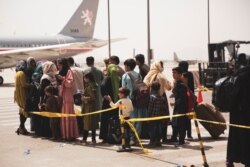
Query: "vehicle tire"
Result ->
[[0, 76, 4, 85]]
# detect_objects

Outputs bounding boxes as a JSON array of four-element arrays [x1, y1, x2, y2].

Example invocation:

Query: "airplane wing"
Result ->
[[0, 38, 125, 69], [0, 43, 91, 69]]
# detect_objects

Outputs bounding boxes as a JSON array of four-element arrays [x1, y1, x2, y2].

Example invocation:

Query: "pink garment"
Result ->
[[60, 69, 79, 139]]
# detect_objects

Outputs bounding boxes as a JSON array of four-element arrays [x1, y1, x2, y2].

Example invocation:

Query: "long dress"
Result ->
[[37, 78, 52, 137], [227, 66, 250, 166], [99, 76, 118, 142], [82, 82, 99, 131], [60, 69, 79, 139], [14, 71, 28, 115], [84, 66, 103, 110]]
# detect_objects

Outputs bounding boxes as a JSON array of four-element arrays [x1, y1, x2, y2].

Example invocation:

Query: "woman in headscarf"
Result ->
[[143, 61, 172, 143], [57, 58, 79, 141], [99, 59, 119, 143], [26, 57, 37, 82], [37, 61, 58, 137], [14, 60, 29, 135], [107, 63, 120, 102], [28, 62, 43, 132]]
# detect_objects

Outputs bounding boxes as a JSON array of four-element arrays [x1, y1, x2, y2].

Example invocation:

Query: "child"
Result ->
[[170, 67, 188, 146], [182, 72, 196, 113], [105, 87, 133, 148], [44, 85, 61, 140], [81, 72, 99, 145], [148, 81, 167, 147]]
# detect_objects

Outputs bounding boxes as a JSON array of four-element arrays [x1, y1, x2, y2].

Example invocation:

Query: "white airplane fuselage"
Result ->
[[0, 0, 100, 85], [0, 35, 89, 50], [0, 35, 93, 69]]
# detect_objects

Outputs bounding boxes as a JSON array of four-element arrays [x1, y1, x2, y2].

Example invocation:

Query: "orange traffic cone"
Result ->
[[197, 90, 203, 104]]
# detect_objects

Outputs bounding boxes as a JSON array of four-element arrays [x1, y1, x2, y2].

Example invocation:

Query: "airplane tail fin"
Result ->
[[173, 52, 179, 62], [59, 0, 99, 38]]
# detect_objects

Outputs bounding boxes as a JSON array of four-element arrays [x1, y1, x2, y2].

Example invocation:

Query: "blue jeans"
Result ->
[[130, 107, 148, 141]]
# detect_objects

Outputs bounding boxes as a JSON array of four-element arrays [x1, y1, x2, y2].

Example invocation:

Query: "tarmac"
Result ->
[[0, 69, 245, 167]]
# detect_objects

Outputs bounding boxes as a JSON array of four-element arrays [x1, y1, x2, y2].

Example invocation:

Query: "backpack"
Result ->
[[212, 74, 240, 112], [127, 73, 150, 108], [187, 88, 197, 113], [107, 116, 122, 144]]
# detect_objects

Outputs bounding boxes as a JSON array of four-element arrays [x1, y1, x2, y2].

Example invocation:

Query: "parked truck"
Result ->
[[198, 40, 250, 88]]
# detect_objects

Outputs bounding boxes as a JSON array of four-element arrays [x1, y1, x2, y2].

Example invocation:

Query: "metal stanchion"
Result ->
[[117, 101, 132, 152], [193, 111, 209, 167]]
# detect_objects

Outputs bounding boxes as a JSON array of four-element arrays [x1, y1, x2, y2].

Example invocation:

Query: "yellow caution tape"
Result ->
[[31, 107, 118, 118], [121, 112, 194, 153], [128, 112, 194, 122], [125, 120, 152, 154], [195, 118, 250, 129], [197, 86, 212, 92]]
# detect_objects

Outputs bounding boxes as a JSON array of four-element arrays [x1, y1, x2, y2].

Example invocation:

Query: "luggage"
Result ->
[[195, 103, 226, 139], [107, 117, 122, 144]]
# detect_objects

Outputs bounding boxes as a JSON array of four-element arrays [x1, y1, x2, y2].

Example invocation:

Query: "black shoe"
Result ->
[[16, 127, 29, 135], [179, 141, 185, 145], [15, 128, 20, 135], [165, 138, 178, 143], [147, 142, 155, 148], [187, 136, 193, 141], [154, 141, 162, 147], [162, 138, 167, 143], [174, 141, 185, 147], [226, 161, 234, 167]]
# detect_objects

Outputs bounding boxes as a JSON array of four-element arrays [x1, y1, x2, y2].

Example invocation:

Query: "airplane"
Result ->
[[0, 0, 123, 85], [173, 52, 199, 65]]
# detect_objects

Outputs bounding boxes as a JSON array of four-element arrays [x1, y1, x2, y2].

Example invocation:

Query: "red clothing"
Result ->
[[60, 69, 79, 139], [187, 89, 195, 113]]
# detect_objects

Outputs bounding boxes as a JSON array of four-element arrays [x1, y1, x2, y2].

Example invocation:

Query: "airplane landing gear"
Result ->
[[0, 76, 4, 85]]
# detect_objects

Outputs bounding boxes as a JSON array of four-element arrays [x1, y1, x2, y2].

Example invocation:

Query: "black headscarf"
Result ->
[[58, 58, 69, 77], [15, 60, 27, 72]]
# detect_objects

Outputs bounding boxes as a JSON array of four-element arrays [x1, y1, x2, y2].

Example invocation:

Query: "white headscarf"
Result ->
[[144, 61, 172, 96], [40, 61, 57, 87]]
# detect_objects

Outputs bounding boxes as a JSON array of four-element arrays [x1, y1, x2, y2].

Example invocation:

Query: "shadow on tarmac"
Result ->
[[0, 83, 15, 87]]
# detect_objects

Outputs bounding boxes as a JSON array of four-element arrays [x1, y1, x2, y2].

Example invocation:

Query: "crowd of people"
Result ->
[[14, 54, 195, 147], [13, 53, 250, 167]]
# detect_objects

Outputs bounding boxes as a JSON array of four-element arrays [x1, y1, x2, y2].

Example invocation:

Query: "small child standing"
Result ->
[[170, 67, 188, 146], [81, 72, 99, 145], [44, 85, 61, 140], [105, 87, 133, 148], [148, 81, 167, 147]]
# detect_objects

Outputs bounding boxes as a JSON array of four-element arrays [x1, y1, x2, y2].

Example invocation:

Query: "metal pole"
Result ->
[[193, 112, 209, 167], [107, 0, 111, 58], [147, 0, 151, 67], [207, 0, 210, 44]]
